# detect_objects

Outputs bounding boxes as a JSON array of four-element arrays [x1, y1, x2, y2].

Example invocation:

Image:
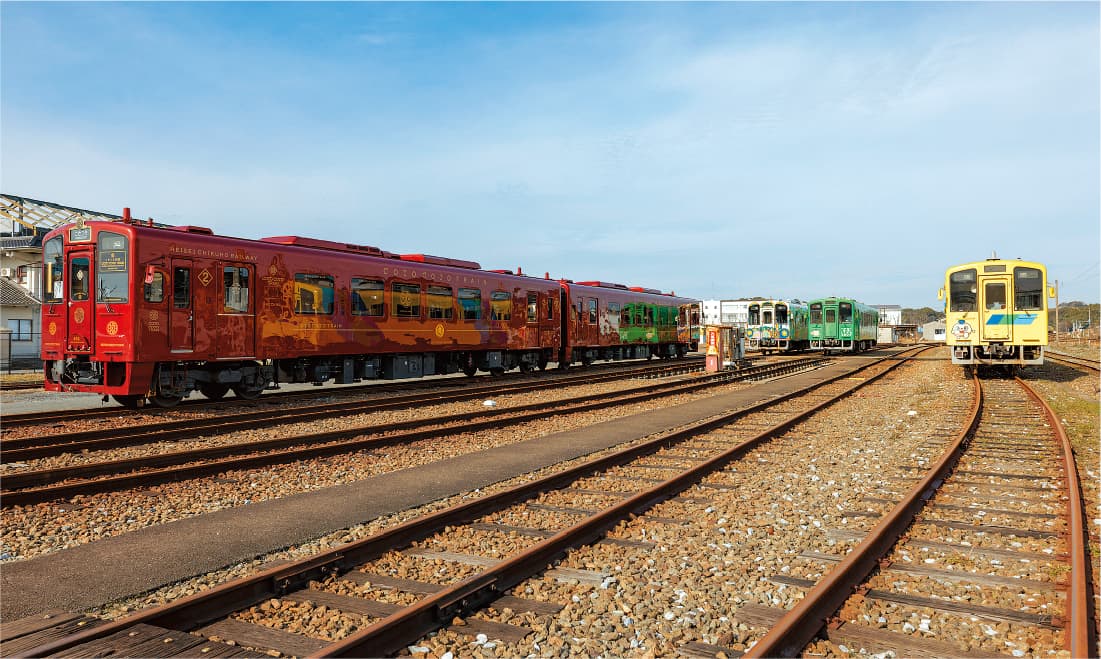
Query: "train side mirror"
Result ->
[[1048, 285, 1056, 298], [937, 288, 944, 301]]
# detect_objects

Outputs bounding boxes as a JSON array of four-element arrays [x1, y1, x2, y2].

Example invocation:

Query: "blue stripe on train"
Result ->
[[985, 314, 1038, 326]]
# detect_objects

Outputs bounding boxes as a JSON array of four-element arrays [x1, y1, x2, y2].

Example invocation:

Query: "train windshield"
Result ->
[[839, 302, 852, 323], [748, 305, 759, 325], [43, 236, 63, 303], [762, 309, 773, 324], [96, 231, 129, 302], [809, 303, 822, 324], [775, 305, 788, 324], [825, 309, 836, 323], [1014, 267, 1043, 310], [949, 269, 977, 312]]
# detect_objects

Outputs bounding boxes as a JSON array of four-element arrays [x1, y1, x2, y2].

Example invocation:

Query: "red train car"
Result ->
[[41, 215, 562, 407], [41, 214, 697, 408], [561, 281, 695, 365]]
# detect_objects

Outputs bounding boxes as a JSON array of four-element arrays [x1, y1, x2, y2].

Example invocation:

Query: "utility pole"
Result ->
[[1054, 279, 1059, 343]]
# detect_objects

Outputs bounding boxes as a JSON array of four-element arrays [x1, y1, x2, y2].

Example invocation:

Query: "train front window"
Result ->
[[70, 258, 90, 301], [762, 310, 773, 324], [984, 282, 1006, 311], [825, 309, 836, 323], [96, 231, 129, 302], [44, 237, 64, 302], [810, 303, 822, 324], [775, 305, 788, 324], [748, 305, 759, 325], [949, 269, 977, 312], [839, 303, 852, 323], [1014, 267, 1043, 310]]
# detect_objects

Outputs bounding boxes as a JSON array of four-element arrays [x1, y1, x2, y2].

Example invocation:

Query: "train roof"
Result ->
[[945, 258, 1047, 275]]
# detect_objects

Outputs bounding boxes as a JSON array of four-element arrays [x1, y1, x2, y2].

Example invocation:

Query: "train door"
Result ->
[[218, 264, 255, 358], [66, 250, 94, 352], [824, 305, 838, 340], [525, 291, 540, 347], [170, 260, 194, 352], [980, 276, 1011, 341]]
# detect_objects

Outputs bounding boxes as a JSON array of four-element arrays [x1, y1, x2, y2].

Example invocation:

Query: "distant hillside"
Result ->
[[901, 303, 1100, 332]]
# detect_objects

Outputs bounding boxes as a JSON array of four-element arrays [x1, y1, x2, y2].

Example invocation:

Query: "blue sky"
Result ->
[[3, 2, 1098, 307]]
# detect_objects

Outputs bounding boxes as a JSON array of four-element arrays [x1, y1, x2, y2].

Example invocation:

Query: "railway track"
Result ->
[[0, 356, 712, 429], [0, 359, 709, 461], [0, 357, 828, 507], [5, 348, 924, 658], [1046, 349, 1101, 373], [0, 380, 42, 392], [743, 373, 1092, 657]]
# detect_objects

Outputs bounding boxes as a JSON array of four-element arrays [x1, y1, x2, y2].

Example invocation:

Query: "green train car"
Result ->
[[746, 299, 809, 354], [808, 297, 878, 354]]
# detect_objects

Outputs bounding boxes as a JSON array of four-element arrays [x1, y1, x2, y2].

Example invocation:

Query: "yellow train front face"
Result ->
[[940, 259, 1053, 366]]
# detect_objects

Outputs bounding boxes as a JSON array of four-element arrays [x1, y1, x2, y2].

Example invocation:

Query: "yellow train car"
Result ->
[[939, 258, 1054, 366]]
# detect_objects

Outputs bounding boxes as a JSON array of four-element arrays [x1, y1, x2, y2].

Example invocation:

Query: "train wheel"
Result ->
[[538, 356, 549, 371], [518, 362, 533, 374], [232, 383, 264, 400], [581, 355, 594, 367], [199, 383, 230, 401], [150, 392, 183, 408], [462, 365, 478, 377], [113, 395, 146, 409], [489, 367, 506, 377]]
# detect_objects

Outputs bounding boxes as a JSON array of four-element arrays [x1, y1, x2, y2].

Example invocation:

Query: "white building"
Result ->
[[875, 304, 902, 326], [922, 320, 947, 343], [699, 299, 759, 327]]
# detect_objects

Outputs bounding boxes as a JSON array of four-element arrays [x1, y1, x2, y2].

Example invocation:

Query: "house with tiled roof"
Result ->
[[1, 222, 45, 366]]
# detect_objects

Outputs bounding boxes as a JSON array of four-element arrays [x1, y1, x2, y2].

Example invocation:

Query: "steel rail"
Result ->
[[1, 360, 705, 460], [0, 358, 827, 506], [1017, 376, 1093, 657], [22, 348, 922, 658], [1045, 351, 1101, 373], [0, 356, 705, 428], [744, 368, 983, 658]]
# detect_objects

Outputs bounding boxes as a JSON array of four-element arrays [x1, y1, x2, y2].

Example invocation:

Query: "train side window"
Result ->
[[776, 305, 788, 324], [393, 282, 421, 318], [295, 273, 335, 315], [428, 285, 454, 319], [825, 309, 836, 323], [223, 266, 250, 313], [547, 294, 555, 320], [459, 288, 481, 320], [44, 237, 64, 302], [1014, 267, 1043, 310], [608, 302, 621, 326], [144, 272, 165, 303], [810, 304, 822, 324], [490, 291, 511, 320], [70, 257, 90, 301], [984, 282, 1006, 310], [588, 298, 598, 324], [949, 269, 977, 312], [352, 278, 384, 316], [526, 292, 538, 322], [173, 267, 191, 309]]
